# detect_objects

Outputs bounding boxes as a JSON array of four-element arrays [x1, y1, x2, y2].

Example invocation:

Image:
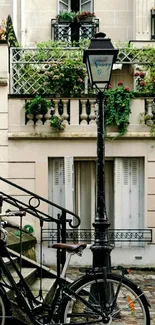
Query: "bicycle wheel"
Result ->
[[0, 291, 12, 325], [60, 273, 150, 325]]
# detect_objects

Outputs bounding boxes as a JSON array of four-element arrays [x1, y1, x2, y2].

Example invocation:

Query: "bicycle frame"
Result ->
[[0, 238, 107, 325], [0, 239, 43, 312]]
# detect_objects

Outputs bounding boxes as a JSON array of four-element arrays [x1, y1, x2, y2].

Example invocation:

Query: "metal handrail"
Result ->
[[0, 176, 81, 274]]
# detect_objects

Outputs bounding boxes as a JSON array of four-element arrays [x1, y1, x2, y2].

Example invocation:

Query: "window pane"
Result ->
[[81, 0, 92, 12], [59, 0, 69, 12]]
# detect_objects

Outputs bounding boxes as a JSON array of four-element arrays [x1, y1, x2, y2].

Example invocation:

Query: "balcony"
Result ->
[[51, 19, 99, 43], [8, 96, 154, 139]]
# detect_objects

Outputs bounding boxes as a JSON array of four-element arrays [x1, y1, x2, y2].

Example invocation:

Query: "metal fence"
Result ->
[[10, 46, 155, 95], [43, 228, 152, 247]]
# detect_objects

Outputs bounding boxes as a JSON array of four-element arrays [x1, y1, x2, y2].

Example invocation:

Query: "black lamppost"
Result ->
[[83, 32, 118, 270]]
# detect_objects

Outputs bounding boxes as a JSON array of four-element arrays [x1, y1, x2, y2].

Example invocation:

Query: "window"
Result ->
[[48, 157, 145, 246], [48, 157, 114, 230], [58, 0, 93, 13]]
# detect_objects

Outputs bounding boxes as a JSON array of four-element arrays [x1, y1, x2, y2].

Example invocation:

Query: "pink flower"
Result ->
[[134, 71, 140, 77], [108, 83, 112, 89], [139, 71, 146, 77], [118, 81, 124, 86], [124, 86, 130, 92], [139, 80, 146, 86]]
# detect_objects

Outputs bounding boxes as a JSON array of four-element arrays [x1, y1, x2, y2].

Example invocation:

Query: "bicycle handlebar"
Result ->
[[0, 210, 26, 217]]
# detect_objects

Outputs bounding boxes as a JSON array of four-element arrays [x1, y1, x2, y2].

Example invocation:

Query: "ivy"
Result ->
[[104, 83, 134, 136]]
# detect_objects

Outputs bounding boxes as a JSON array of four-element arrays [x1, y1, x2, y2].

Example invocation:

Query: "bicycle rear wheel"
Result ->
[[60, 273, 150, 325], [0, 291, 12, 325]]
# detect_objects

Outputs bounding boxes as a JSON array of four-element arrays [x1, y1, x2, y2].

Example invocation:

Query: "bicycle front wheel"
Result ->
[[60, 273, 150, 325]]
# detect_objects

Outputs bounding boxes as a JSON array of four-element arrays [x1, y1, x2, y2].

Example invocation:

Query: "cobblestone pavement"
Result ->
[[65, 267, 155, 324], [127, 270, 155, 324]]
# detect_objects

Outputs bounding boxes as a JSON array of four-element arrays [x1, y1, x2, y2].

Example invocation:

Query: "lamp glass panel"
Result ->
[[89, 54, 113, 83]]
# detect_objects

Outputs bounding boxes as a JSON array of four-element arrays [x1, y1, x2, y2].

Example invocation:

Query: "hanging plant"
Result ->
[[50, 116, 65, 131], [104, 82, 134, 136]]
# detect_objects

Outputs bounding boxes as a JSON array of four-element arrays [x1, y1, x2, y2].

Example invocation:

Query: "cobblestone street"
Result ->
[[128, 271, 155, 324], [66, 267, 155, 324]]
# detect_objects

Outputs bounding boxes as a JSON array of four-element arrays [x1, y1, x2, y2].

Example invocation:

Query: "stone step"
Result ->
[[10, 277, 57, 324], [30, 277, 56, 303], [2, 256, 18, 270], [2, 249, 58, 323], [6, 267, 37, 299]]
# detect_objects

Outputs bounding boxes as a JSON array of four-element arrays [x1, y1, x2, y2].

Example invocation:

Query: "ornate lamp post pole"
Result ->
[[83, 33, 118, 270]]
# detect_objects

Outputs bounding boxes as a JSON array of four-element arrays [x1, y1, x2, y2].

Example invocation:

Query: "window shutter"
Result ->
[[114, 158, 123, 229], [48, 158, 65, 222], [64, 156, 74, 214], [114, 158, 144, 246], [80, 0, 93, 12]]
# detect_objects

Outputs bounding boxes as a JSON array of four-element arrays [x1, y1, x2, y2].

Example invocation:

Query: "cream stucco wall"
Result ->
[[0, 0, 155, 45]]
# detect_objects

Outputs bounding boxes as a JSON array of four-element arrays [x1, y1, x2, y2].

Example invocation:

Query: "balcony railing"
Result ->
[[51, 19, 99, 43], [8, 97, 154, 138], [43, 228, 152, 246]]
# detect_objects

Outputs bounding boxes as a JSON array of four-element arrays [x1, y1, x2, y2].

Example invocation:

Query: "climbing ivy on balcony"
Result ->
[[104, 82, 134, 136]]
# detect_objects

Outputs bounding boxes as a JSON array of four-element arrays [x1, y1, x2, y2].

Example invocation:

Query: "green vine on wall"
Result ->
[[104, 82, 134, 136]]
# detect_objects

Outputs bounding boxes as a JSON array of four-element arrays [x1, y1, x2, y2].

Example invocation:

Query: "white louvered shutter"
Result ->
[[48, 158, 65, 223], [64, 156, 74, 218], [114, 158, 144, 246], [48, 157, 74, 236], [114, 158, 122, 229]]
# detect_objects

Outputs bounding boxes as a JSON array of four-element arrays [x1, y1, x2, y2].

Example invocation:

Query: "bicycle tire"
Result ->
[[0, 288, 12, 325], [60, 272, 150, 325]]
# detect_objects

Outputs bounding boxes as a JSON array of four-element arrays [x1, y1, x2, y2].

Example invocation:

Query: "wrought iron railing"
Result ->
[[43, 228, 152, 246], [9, 46, 155, 95], [0, 176, 80, 275], [51, 19, 99, 43]]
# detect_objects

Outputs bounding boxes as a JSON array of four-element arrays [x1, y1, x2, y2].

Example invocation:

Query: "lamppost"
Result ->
[[83, 32, 118, 270]]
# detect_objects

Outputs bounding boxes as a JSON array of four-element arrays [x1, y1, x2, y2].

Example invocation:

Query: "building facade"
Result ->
[[0, 0, 155, 266]]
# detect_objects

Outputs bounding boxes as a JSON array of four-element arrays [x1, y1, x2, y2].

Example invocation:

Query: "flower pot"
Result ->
[[58, 18, 72, 23], [78, 17, 94, 22]]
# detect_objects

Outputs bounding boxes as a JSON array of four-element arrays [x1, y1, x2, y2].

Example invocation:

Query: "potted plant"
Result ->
[[24, 95, 51, 116], [57, 11, 76, 23], [76, 11, 96, 22]]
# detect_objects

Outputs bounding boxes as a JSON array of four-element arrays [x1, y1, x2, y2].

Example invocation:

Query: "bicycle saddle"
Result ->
[[52, 243, 87, 253]]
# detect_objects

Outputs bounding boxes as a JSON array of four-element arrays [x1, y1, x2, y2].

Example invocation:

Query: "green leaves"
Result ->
[[24, 96, 51, 115], [50, 116, 65, 131], [105, 84, 134, 136]]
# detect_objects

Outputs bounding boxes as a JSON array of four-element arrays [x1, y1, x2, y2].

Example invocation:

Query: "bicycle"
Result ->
[[0, 210, 151, 325]]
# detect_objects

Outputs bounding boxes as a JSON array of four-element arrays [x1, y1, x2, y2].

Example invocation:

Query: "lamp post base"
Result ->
[[91, 221, 113, 270], [91, 242, 114, 270]]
